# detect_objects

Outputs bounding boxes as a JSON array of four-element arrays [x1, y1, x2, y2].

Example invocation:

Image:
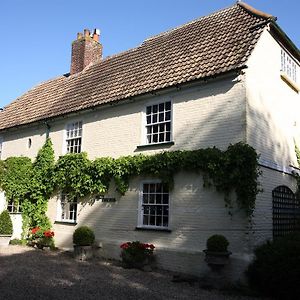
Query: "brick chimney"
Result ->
[[70, 28, 102, 75]]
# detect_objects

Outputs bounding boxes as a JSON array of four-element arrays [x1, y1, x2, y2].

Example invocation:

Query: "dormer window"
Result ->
[[281, 49, 297, 83]]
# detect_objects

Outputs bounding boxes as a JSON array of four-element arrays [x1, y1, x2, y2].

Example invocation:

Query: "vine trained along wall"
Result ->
[[0, 139, 261, 236]]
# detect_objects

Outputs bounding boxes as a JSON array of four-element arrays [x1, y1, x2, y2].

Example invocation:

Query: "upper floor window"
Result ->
[[138, 181, 169, 229], [281, 49, 297, 83], [66, 121, 82, 153], [57, 193, 77, 223], [145, 101, 172, 144], [0, 137, 3, 159]]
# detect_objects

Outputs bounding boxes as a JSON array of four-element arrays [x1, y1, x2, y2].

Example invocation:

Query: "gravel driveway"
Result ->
[[0, 246, 257, 300]]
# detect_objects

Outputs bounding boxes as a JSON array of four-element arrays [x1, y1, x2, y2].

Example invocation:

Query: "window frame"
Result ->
[[63, 120, 83, 154], [0, 137, 3, 159], [56, 194, 78, 224], [142, 98, 173, 146], [137, 179, 170, 230], [281, 48, 298, 84], [7, 199, 22, 214]]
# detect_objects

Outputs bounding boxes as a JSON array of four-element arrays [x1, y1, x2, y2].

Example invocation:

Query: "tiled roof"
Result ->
[[0, 2, 273, 131]]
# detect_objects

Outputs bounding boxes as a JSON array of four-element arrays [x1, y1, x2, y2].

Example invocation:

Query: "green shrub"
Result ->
[[206, 234, 229, 252], [73, 226, 95, 246], [9, 239, 24, 245], [0, 210, 13, 235], [246, 233, 300, 299]]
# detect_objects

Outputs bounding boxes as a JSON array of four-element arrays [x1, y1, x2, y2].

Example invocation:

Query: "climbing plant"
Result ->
[[0, 139, 261, 228]]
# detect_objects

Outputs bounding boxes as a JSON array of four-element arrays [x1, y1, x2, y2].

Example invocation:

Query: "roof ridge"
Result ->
[[237, 1, 276, 21]]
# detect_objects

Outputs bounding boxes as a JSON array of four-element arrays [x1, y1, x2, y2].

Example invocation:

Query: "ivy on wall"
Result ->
[[0, 139, 261, 235]]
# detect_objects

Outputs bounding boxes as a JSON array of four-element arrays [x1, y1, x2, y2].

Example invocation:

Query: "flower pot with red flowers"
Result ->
[[73, 226, 95, 261], [28, 227, 55, 250], [120, 241, 155, 270]]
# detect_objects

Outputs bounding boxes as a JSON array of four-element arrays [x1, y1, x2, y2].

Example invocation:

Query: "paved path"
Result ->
[[0, 246, 256, 300]]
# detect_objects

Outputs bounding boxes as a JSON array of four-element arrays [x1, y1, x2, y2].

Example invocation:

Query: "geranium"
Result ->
[[120, 241, 155, 269], [31, 227, 40, 235], [43, 230, 54, 238]]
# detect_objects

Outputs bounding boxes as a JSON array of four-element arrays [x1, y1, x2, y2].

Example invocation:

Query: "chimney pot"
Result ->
[[92, 28, 100, 42], [77, 32, 83, 40], [84, 29, 90, 37]]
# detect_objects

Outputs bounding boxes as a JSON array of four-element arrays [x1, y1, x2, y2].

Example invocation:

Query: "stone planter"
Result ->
[[74, 245, 93, 261], [0, 235, 12, 246], [121, 252, 154, 271], [203, 250, 232, 270]]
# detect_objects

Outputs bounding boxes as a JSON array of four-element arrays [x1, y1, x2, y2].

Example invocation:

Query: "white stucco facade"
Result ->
[[0, 26, 299, 279]]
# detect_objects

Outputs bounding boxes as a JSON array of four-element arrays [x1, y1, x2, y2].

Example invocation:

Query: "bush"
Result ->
[[206, 234, 229, 252], [246, 233, 300, 299], [73, 226, 95, 246], [9, 239, 24, 245], [0, 210, 13, 235]]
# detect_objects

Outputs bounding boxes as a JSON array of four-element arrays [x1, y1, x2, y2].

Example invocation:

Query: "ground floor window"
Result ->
[[57, 194, 77, 223], [138, 181, 169, 229], [272, 185, 300, 238], [7, 199, 21, 213]]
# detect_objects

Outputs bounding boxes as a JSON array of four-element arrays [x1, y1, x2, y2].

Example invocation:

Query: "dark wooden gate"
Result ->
[[272, 185, 300, 238]]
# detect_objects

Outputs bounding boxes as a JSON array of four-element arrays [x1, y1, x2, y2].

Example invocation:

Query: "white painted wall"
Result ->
[[245, 28, 300, 167]]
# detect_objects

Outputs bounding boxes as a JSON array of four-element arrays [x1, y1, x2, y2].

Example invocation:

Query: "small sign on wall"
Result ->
[[95, 195, 116, 202]]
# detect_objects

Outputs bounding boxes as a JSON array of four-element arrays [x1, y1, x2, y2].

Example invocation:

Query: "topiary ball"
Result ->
[[206, 234, 229, 252], [73, 226, 95, 246], [0, 210, 13, 235]]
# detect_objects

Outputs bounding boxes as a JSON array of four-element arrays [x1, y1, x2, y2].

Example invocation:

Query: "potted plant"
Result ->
[[203, 234, 231, 269], [0, 210, 13, 246], [120, 241, 155, 270], [28, 226, 55, 250], [73, 226, 95, 261]]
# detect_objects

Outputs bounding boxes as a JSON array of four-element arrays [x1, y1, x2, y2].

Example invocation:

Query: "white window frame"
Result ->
[[7, 199, 21, 214], [142, 98, 173, 146], [281, 48, 298, 84], [56, 194, 78, 223], [137, 180, 170, 230], [0, 137, 3, 160], [63, 120, 83, 154]]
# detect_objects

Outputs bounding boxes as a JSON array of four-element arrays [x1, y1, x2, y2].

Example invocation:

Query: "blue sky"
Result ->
[[0, 0, 299, 108]]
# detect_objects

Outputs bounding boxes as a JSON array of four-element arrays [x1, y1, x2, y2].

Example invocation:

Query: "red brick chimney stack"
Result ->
[[70, 28, 102, 75]]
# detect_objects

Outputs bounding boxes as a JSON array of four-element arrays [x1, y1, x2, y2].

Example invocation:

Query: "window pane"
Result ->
[[152, 114, 157, 123], [159, 103, 164, 111], [153, 105, 158, 113], [146, 106, 151, 115], [159, 113, 164, 122], [165, 102, 171, 110], [165, 111, 171, 121]]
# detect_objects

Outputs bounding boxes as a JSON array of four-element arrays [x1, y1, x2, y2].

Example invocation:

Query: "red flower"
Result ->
[[31, 227, 40, 234], [43, 230, 54, 238], [149, 244, 155, 250], [120, 243, 129, 249]]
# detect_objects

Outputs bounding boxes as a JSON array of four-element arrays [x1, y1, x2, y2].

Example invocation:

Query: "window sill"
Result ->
[[280, 72, 300, 93], [136, 141, 174, 150], [54, 221, 77, 226], [135, 226, 171, 232]]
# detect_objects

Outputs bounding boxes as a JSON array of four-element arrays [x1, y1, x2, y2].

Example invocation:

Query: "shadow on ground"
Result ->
[[0, 246, 255, 300]]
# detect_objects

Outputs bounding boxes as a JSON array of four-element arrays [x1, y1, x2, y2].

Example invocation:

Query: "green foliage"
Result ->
[[0, 157, 32, 202], [9, 238, 24, 245], [0, 140, 260, 226], [246, 233, 300, 299], [73, 226, 95, 246], [206, 234, 229, 252], [0, 210, 13, 235], [54, 153, 93, 199]]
